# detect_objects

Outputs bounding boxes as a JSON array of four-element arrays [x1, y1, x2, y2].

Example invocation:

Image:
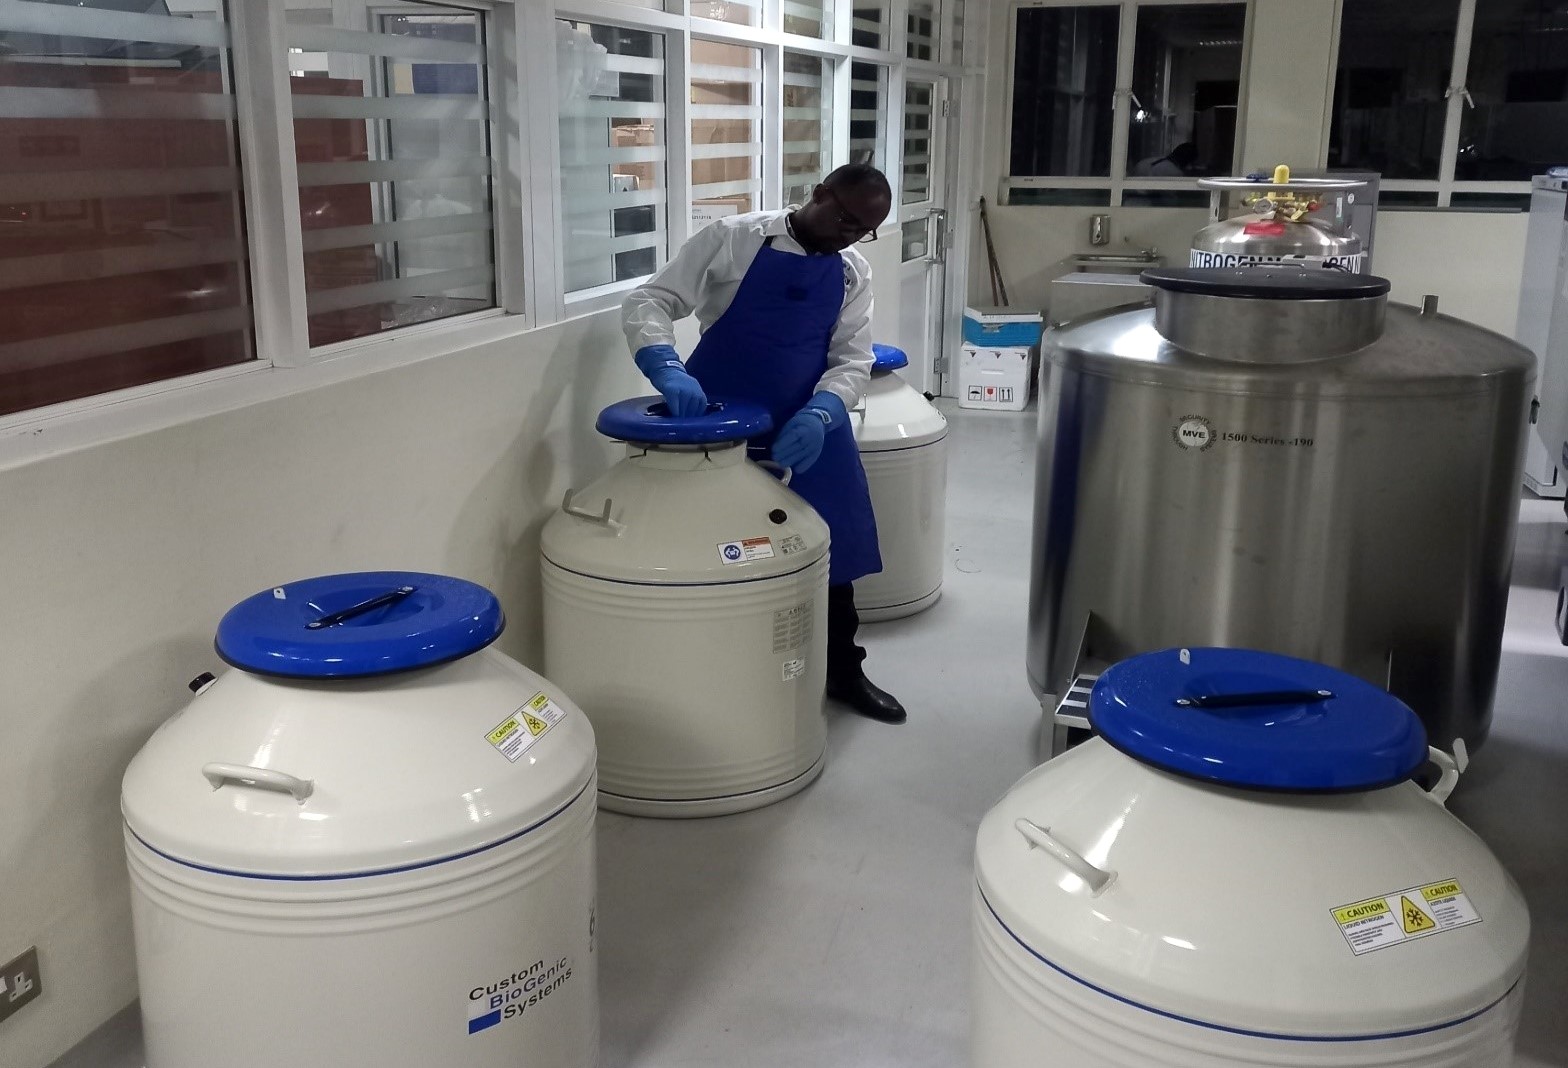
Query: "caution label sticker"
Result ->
[[717, 537, 775, 565], [782, 657, 806, 682], [486, 692, 568, 762], [1332, 879, 1481, 956]]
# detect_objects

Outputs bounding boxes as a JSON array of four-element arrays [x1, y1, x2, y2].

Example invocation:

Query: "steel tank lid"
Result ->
[[1044, 300, 1535, 398], [216, 572, 504, 679], [1142, 267, 1388, 300], [1090, 648, 1428, 793]]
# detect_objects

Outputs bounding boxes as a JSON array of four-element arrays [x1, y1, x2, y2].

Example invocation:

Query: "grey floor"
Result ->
[[55, 405, 1568, 1068]]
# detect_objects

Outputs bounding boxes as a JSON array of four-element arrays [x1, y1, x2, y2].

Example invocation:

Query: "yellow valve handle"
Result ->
[[1273, 163, 1291, 184]]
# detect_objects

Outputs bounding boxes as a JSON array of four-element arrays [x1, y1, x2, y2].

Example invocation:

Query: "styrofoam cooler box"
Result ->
[[959, 345, 1032, 411], [963, 305, 1044, 348]]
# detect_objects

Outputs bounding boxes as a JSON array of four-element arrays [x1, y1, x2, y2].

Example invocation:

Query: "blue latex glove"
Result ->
[[634, 344, 708, 418], [772, 392, 847, 473]]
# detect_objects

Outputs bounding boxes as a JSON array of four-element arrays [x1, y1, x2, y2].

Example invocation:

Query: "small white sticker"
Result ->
[[273, 587, 287, 600], [486, 692, 568, 762], [783, 658, 806, 682], [778, 534, 807, 556], [1332, 878, 1482, 956], [717, 537, 775, 565]]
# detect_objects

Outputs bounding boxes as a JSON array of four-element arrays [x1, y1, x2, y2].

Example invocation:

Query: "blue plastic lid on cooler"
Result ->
[[215, 571, 505, 679], [595, 396, 773, 445], [871, 343, 909, 372], [1088, 647, 1429, 793]]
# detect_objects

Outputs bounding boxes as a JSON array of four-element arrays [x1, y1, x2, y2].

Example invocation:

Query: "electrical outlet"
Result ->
[[0, 947, 42, 1025]]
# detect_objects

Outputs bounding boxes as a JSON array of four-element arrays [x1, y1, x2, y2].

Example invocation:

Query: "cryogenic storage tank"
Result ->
[[122, 572, 598, 1068], [975, 647, 1530, 1068], [854, 343, 949, 620], [1191, 166, 1365, 272], [1029, 267, 1532, 757], [541, 398, 830, 817]]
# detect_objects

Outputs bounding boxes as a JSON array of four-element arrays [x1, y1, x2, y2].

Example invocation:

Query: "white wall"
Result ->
[[973, 0, 1531, 336], [1372, 211, 1531, 336], [0, 214, 912, 1065], [0, 312, 643, 1066]]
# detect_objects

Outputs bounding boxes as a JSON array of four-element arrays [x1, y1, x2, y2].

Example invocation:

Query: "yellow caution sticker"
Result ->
[[1399, 895, 1436, 934], [1331, 878, 1481, 956], [486, 692, 568, 762]]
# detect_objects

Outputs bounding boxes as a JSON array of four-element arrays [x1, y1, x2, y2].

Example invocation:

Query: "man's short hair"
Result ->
[[822, 163, 892, 199]]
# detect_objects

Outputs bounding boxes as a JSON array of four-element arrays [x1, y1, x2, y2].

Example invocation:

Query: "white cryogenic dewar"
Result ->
[[122, 572, 599, 1068], [541, 397, 830, 817], [853, 344, 949, 620], [973, 647, 1530, 1068]]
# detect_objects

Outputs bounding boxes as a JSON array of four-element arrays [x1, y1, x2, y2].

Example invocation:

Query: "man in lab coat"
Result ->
[[621, 164, 905, 724]]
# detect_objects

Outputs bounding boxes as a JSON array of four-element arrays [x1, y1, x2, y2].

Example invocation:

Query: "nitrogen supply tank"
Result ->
[[853, 343, 949, 620], [122, 572, 599, 1068], [1190, 166, 1364, 272], [975, 647, 1531, 1068], [541, 398, 830, 817], [1028, 267, 1532, 758]]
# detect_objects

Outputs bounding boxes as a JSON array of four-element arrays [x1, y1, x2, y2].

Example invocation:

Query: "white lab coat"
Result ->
[[621, 209, 876, 411]]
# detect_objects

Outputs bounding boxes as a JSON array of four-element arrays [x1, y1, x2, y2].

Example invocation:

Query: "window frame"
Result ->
[[1323, 0, 1536, 208], [0, 0, 977, 445], [999, 0, 1254, 207]]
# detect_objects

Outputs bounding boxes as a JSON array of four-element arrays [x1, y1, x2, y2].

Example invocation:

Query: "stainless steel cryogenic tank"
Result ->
[[1028, 267, 1533, 758]]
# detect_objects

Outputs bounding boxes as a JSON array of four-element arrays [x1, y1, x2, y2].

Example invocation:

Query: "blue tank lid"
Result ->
[[871, 343, 909, 373], [595, 396, 773, 445], [215, 571, 505, 679], [1089, 648, 1428, 793]]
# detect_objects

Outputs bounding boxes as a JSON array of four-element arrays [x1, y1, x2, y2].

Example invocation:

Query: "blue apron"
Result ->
[[685, 237, 882, 586]]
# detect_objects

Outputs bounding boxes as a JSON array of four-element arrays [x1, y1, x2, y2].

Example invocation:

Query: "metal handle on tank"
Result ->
[[1014, 818, 1115, 894], [560, 490, 627, 533], [756, 460, 793, 486], [202, 763, 315, 804], [1424, 741, 1469, 806]]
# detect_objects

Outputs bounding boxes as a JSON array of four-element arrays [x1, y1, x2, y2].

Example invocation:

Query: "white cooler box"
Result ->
[[959, 345, 1032, 411]]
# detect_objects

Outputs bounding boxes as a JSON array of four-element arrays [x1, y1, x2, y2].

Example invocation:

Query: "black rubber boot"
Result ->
[[826, 584, 907, 724]]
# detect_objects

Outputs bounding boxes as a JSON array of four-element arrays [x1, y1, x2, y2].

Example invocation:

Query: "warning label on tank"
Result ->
[[1331, 879, 1481, 956], [486, 692, 567, 762], [772, 602, 813, 653], [466, 955, 575, 1034], [718, 537, 775, 564], [782, 657, 806, 682], [778, 534, 807, 556]]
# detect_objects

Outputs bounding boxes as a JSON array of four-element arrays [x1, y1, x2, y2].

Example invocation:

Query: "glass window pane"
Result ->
[[691, 40, 762, 226], [0, 0, 254, 417], [1124, 5, 1245, 178], [901, 218, 928, 262], [1009, 6, 1120, 177], [902, 80, 935, 203], [849, 62, 887, 169], [692, 0, 761, 29], [784, 0, 833, 39], [1329, 0, 1461, 180], [286, 0, 496, 348], [907, 0, 939, 61], [1457, 0, 1568, 182], [783, 52, 833, 206], [853, 1, 887, 48], [557, 22, 667, 294]]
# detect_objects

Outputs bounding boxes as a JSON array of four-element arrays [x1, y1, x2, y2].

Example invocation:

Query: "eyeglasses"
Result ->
[[825, 187, 879, 243]]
